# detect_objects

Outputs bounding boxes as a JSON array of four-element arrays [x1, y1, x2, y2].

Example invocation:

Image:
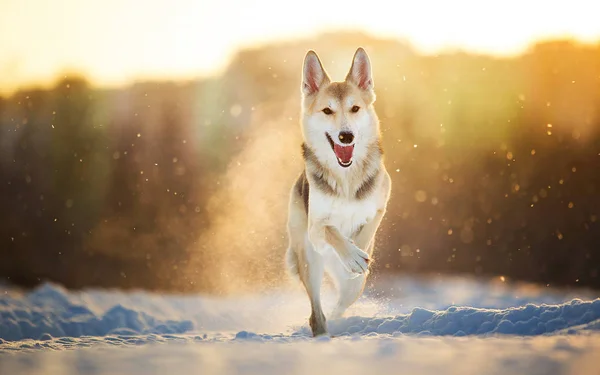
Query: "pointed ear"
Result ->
[[302, 50, 330, 96], [346, 47, 373, 91]]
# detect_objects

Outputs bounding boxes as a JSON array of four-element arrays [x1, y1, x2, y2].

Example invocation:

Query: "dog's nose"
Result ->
[[338, 131, 354, 144]]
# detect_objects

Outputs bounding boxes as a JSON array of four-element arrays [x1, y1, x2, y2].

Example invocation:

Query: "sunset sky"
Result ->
[[1, 0, 598, 94]]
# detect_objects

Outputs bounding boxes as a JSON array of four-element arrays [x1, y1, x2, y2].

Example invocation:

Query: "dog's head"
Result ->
[[300, 47, 379, 169]]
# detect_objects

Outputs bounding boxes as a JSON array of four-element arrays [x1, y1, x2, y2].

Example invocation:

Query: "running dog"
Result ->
[[285, 47, 391, 336]]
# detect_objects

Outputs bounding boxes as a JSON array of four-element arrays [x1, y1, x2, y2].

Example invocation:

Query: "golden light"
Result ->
[[0, 0, 599, 94]]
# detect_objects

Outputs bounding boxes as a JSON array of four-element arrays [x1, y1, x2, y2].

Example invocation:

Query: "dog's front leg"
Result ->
[[352, 208, 386, 256], [309, 220, 370, 274]]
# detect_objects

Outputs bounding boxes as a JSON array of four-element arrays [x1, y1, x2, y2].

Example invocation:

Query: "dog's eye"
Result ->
[[351, 105, 360, 113], [322, 108, 333, 115]]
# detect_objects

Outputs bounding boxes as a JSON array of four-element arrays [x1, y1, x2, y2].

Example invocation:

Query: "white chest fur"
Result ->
[[309, 189, 379, 238]]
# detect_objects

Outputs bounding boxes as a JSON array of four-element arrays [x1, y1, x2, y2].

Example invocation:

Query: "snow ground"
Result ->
[[1, 274, 600, 374]]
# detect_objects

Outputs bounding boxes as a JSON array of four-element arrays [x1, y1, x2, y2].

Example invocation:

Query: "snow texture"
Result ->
[[1, 275, 599, 374], [0, 284, 193, 342], [1, 276, 599, 345]]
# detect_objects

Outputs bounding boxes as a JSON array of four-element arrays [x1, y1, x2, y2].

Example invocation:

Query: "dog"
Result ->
[[285, 47, 391, 336]]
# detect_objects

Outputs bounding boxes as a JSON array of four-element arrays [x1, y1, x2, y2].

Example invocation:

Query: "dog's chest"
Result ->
[[311, 192, 378, 237]]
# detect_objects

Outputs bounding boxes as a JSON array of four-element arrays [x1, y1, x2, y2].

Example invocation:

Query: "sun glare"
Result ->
[[0, 0, 598, 94]]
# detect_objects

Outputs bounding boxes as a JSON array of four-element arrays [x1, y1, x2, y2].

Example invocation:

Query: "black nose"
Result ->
[[338, 131, 354, 144]]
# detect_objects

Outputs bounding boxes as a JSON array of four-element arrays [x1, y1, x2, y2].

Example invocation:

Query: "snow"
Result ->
[[1, 275, 600, 374]]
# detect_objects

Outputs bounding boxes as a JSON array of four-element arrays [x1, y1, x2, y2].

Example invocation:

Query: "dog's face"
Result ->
[[300, 48, 379, 169]]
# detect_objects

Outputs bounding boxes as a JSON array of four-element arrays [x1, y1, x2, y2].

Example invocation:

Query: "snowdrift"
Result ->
[[1, 280, 599, 346]]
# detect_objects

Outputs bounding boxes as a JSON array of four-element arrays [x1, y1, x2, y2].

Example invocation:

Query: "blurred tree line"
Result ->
[[1, 33, 599, 293]]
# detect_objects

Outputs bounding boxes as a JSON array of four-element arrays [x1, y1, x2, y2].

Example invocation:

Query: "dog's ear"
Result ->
[[302, 50, 330, 96], [346, 47, 373, 91]]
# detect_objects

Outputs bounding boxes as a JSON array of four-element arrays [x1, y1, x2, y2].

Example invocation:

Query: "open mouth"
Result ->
[[325, 133, 354, 168]]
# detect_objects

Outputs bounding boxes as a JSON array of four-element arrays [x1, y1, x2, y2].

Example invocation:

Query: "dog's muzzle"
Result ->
[[326, 132, 354, 168]]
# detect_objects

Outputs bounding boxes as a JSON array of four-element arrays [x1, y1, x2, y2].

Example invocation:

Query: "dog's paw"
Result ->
[[341, 243, 370, 275]]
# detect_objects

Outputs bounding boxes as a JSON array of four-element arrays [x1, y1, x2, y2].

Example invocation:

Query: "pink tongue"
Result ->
[[334, 144, 354, 163]]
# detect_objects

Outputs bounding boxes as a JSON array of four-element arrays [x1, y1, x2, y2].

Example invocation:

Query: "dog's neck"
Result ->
[[301, 140, 384, 199]]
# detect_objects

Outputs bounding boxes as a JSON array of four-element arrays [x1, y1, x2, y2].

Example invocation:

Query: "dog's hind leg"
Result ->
[[285, 246, 299, 279], [327, 209, 386, 319], [324, 249, 368, 320]]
